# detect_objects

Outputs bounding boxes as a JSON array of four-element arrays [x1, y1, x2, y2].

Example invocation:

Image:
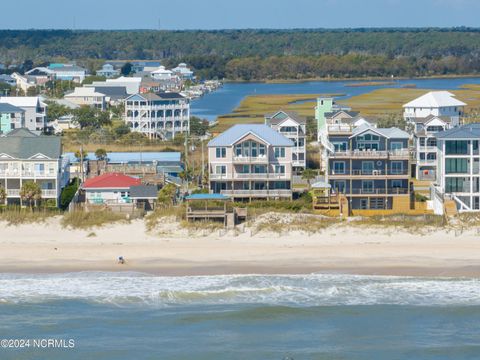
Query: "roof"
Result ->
[[48, 64, 86, 73], [0, 129, 61, 158], [82, 173, 141, 189], [185, 193, 229, 201], [208, 124, 294, 147], [127, 92, 185, 101], [65, 87, 105, 97], [324, 110, 359, 118], [0, 96, 43, 108], [129, 185, 158, 199], [403, 91, 466, 108], [63, 151, 181, 164], [435, 123, 480, 139], [94, 86, 128, 99], [0, 103, 24, 113], [265, 110, 307, 125], [351, 125, 409, 139], [413, 114, 451, 124]]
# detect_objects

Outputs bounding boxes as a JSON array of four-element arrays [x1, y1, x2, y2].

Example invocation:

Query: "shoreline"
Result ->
[[1, 217, 480, 278]]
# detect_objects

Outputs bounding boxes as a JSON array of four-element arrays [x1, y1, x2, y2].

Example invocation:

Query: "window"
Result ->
[[274, 147, 285, 158], [333, 161, 345, 174], [391, 142, 403, 151], [362, 180, 374, 194], [445, 140, 468, 155], [215, 165, 226, 175], [235, 144, 242, 156], [356, 133, 380, 150], [391, 161, 404, 175], [259, 144, 266, 156], [362, 161, 374, 175], [332, 180, 346, 193], [445, 158, 468, 174], [419, 138, 426, 146], [239, 165, 249, 174], [253, 165, 266, 173], [274, 165, 285, 174], [446, 177, 467, 192], [392, 180, 402, 188], [333, 142, 347, 152], [426, 126, 444, 133], [216, 148, 226, 158]]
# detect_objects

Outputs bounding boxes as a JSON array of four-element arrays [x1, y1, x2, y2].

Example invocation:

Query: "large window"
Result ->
[[362, 180, 374, 194], [445, 140, 469, 155], [333, 142, 347, 152], [391, 161, 404, 175], [274, 165, 285, 174], [446, 177, 468, 193], [332, 180, 346, 193], [332, 161, 345, 174], [274, 147, 286, 158], [362, 161, 374, 175], [215, 165, 226, 175], [445, 158, 468, 174], [235, 141, 265, 157], [356, 133, 380, 150], [216, 147, 226, 158]]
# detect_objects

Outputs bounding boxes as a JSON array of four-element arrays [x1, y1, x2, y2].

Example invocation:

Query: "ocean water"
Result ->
[[191, 77, 480, 121], [0, 272, 479, 359]]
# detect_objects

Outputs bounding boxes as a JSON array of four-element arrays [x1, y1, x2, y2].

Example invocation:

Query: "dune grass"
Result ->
[[62, 210, 130, 229], [0, 207, 60, 226], [350, 214, 447, 234]]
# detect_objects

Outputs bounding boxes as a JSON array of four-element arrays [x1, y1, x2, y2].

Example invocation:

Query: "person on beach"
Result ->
[[118, 256, 125, 264]]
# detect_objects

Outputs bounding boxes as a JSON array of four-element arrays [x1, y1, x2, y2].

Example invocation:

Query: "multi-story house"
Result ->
[[403, 91, 465, 124], [0, 103, 25, 134], [413, 115, 452, 181], [315, 97, 352, 141], [432, 123, 480, 213], [124, 92, 190, 140], [64, 87, 107, 110], [86, 77, 142, 95], [96, 63, 120, 78], [208, 124, 294, 201], [0, 128, 69, 206], [47, 64, 87, 83], [265, 110, 306, 172], [327, 124, 411, 211], [172, 63, 195, 81], [0, 96, 47, 132]]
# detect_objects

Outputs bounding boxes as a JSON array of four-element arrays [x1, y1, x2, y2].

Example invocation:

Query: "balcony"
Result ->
[[344, 188, 409, 195], [233, 156, 269, 164], [6, 189, 20, 197], [418, 146, 438, 152], [329, 170, 409, 177], [210, 173, 290, 180], [0, 170, 57, 179], [292, 146, 306, 153], [327, 124, 354, 133], [330, 149, 410, 159], [5, 189, 57, 198], [221, 189, 292, 197], [417, 159, 437, 165]]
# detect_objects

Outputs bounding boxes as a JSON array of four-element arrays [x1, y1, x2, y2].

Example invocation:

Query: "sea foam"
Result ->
[[0, 272, 478, 307]]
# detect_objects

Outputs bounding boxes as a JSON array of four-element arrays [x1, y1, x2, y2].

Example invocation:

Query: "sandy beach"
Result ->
[[0, 215, 479, 277]]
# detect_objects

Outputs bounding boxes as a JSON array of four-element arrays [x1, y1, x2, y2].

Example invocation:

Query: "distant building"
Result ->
[[0, 96, 47, 132], [208, 124, 294, 201], [64, 87, 106, 110], [432, 123, 480, 214], [132, 61, 162, 73], [96, 63, 120, 78], [172, 63, 195, 80], [124, 92, 190, 139], [403, 91, 465, 124], [265, 110, 307, 172], [0, 103, 25, 134], [86, 76, 141, 95], [81, 173, 141, 205], [0, 128, 69, 206], [93, 86, 128, 106], [151, 66, 174, 81], [11, 73, 37, 93], [0, 74, 16, 88], [47, 64, 87, 83]]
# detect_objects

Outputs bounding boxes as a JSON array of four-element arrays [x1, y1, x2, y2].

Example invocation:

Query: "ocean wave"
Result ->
[[0, 272, 478, 307]]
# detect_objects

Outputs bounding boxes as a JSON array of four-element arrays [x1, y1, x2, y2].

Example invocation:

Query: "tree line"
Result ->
[[1, 28, 480, 80]]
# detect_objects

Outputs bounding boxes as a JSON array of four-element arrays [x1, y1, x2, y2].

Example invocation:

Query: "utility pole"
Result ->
[[201, 139, 205, 188], [80, 145, 84, 182], [184, 133, 189, 190]]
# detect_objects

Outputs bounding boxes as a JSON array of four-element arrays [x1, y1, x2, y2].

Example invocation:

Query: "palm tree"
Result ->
[[20, 181, 42, 208], [301, 168, 317, 189]]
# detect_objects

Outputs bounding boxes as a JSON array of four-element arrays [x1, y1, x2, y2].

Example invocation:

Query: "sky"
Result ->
[[2, 0, 479, 30]]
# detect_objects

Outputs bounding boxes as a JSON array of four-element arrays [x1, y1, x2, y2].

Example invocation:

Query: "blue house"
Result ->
[[327, 124, 411, 211]]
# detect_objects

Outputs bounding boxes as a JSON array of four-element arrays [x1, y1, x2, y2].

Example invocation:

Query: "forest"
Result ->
[[1, 28, 480, 80]]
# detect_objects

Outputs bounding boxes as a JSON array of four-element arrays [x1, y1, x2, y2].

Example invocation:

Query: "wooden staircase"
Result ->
[[444, 199, 458, 217]]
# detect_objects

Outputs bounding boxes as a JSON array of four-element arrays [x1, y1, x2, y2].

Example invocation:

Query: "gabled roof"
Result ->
[[94, 86, 128, 99], [0, 128, 61, 158], [435, 123, 480, 139], [0, 96, 43, 108], [82, 173, 141, 189], [125, 92, 185, 101], [265, 110, 307, 125], [65, 87, 105, 97], [129, 185, 158, 199], [403, 91, 466, 108], [324, 110, 359, 118], [208, 124, 294, 147], [351, 125, 409, 139], [413, 114, 451, 124]]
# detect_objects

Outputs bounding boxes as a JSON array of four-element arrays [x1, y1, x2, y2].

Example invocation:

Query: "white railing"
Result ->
[[292, 146, 306, 152], [41, 190, 57, 197], [0, 171, 57, 178], [327, 124, 353, 133], [233, 156, 269, 163], [221, 189, 292, 197], [6, 189, 20, 196], [331, 149, 410, 158], [235, 173, 289, 180]]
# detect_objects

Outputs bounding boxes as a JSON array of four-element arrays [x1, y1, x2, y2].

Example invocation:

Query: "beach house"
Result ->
[[124, 92, 190, 139], [0, 128, 69, 206], [172, 63, 195, 81], [315, 97, 352, 141], [0, 96, 47, 132], [96, 63, 120, 78], [64, 87, 107, 110], [0, 103, 25, 134], [431, 123, 480, 214], [208, 124, 294, 201], [403, 91, 465, 124], [265, 110, 307, 172], [81, 173, 141, 205], [47, 64, 87, 83], [326, 124, 411, 212]]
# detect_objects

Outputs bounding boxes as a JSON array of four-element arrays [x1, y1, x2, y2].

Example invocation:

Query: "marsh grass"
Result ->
[[62, 210, 129, 229]]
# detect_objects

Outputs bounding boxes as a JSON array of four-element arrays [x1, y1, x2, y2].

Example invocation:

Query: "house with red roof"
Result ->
[[82, 173, 141, 205]]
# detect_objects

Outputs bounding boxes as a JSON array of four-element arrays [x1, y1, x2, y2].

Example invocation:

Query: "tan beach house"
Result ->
[[208, 124, 294, 201]]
